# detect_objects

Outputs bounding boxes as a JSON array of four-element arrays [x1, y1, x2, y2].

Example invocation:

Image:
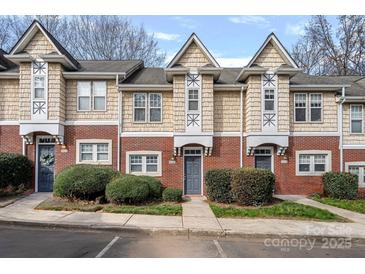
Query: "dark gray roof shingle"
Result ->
[[78, 60, 142, 73], [215, 68, 241, 84], [121, 68, 168, 85]]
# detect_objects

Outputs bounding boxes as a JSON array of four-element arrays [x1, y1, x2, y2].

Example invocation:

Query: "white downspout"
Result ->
[[22, 138, 26, 156], [240, 85, 244, 168], [116, 74, 121, 172], [339, 86, 346, 172]]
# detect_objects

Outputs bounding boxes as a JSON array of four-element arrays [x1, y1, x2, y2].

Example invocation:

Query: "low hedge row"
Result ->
[[0, 153, 32, 190], [206, 167, 275, 206], [54, 165, 181, 204]]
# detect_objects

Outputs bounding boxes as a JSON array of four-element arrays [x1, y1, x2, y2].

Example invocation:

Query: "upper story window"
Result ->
[[294, 93, 322, 122], [133, 93, 162, 123], [264, 89, 275, 111], [188, 90, 199, 111], [34, 75, 46, 99], [77, 81, 106, 111], [31, 61, 48, 120], [350, 104, 363, 134]]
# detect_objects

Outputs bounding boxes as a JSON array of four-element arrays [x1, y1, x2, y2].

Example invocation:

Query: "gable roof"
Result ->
[[247, 32, 298, 69], [167, 33, 219, 68], [0, 49, 16, 71], [9, 20, 80, 69]]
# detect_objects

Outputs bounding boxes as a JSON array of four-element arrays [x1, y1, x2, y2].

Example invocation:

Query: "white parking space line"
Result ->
[[95, 236, 120, 258], [213, 240, 227, 258]]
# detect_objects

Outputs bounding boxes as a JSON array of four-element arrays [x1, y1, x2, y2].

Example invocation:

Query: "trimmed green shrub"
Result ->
[[322, 172, 358, 200], [162, 188, 183, 202], [106, 176, 150, 204], [139, 176, 163, 199], [0, 153, 32, 189], [205, 168, 233, 203], [54, 165, 117, 200], [231, 167, 275, 206]]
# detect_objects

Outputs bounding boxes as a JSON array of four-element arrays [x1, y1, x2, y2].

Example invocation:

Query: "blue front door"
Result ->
[[184, 156, 201, 195], [38, 145, 55, 192]]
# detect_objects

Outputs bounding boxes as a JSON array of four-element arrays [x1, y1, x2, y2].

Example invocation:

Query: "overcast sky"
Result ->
[[128, 15, 337, 67]]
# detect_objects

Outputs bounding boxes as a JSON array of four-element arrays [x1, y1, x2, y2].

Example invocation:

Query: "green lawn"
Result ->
[[312, 196, 365, 214], [36, 197, 182, 216], [210, 201, 346, 221]]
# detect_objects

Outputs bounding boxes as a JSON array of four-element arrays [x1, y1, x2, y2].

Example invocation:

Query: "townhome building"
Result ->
[[0, 20, 365, 195]]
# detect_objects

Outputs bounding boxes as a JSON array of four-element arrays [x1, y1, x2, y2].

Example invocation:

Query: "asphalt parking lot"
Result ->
[[0, 224, 365, 258]]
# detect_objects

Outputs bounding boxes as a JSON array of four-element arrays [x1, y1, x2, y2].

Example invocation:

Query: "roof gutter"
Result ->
[[118, 84, 173, 91], [62, 72, 125, 79], [0, 72, 19, 79], [289, 84, 351, 91], [213, 84, 248, 91]]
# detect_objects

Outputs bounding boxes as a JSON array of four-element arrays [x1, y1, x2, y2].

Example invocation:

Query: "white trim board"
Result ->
[[0, 121, 19, 125], [343, 145, 365, 150], [64, 120, 118, 126], [121, 132, 173, 137]]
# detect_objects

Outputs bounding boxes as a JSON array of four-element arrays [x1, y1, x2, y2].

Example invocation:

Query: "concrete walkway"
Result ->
[[275, 195, 365, 225], [2, 193, 365, 239]]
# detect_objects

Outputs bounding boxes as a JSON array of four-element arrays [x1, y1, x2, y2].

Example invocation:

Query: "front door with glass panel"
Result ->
[[254, 147, 272, 171], [37, 145, 55, 192]]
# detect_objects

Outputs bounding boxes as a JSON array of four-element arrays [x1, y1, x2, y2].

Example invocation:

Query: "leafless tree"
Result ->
[[292, 15, 365, 75], [0, 15, 165, 67]]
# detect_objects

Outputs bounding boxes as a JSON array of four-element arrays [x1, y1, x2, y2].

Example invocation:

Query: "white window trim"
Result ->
[[295, 150, 332, 176], [126, 151, 162, 176], [77, 81, 107, 112], [350, 104, 364, 134], [31, 60, 48, 120], [294, 93, 323, 123], [133, 92, 147, 123], [92, 81, 107, 112], [148, 93, 163, 123], [309, 93, 323, 123], [185, 72, 202, 132], [76, 139, 112, 165], [345, 162, 365, 188]]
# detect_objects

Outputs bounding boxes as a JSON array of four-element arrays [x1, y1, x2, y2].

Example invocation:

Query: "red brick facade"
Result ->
[[1, 126, 364, 196]]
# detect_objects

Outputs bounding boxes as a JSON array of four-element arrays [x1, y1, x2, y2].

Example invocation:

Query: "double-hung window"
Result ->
[[77, 81, 106, 111], [294, 93, 322, 122], [76, 140, 112, 165], [34, 75, 46, 99], [310, 94, 322, 122], [188, 90, 199, 111], [133, 93, 162, 122], [264, 89, 275, 112], [350, 105, 363, 134], [296, 151, 331, 176], [127, 151, 162, 176]]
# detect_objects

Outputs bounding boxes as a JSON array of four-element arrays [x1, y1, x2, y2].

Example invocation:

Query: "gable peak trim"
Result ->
[[167, 33, 220, 68]]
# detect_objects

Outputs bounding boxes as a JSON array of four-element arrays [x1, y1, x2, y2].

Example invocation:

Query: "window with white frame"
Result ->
[[76, 140, 112, 165], [310, 94, 322, 122], [133, 93, 162, 123], [350, 105, 363, 134], [34, 75, 46, 99], [188, 89, 199, 111], [296, 151, 331, 175], [77, 81, 106, 111], [294, 93, 307, 122], [149, 93, 162, 122], [294, 93, 322, 122], [346, 163, 365, 187], [264, 89, 275, 111], [31, 61, 48, 119], [126, 151, 162, 176]]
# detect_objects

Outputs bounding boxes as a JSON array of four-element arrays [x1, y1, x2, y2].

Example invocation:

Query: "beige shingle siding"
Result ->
[[277, 76, 290, 132], [173, 75, 186, 132], [202, 75, 213, 132], [253, 41, 286, 70], [343, 103, 365, 145], [289, 91, 338, 132], [245, 75, 262, 132], [24, 31, 55, 58], [65, 79, 118, 120], [176, 42, 210, 68], [19, 63, 31, 120], [214, 90, 244, 132], [48, 63, 65, 121], [0, 79, 19, 120], [122, 91, 173, 132]]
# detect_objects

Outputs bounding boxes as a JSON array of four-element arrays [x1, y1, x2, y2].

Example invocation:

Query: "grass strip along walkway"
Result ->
[[210, 201, 346, 222], [312, 196, 365, 214]]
